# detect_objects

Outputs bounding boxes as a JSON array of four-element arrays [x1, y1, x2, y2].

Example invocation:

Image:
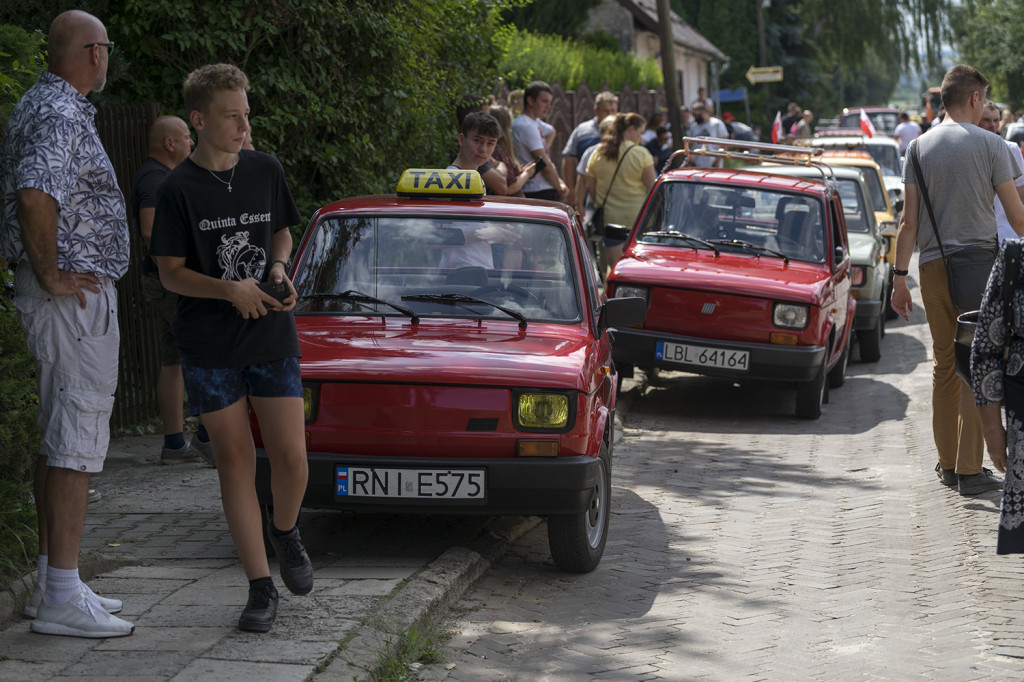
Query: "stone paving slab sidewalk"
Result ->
[[0, 434, 541, 681]]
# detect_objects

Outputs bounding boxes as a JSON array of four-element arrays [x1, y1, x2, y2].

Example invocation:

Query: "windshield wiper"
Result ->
[[641, 231, 719, 255], [401, 293, 528, 329], [708, 238, 789, 264], [301, 289, 420, 322]]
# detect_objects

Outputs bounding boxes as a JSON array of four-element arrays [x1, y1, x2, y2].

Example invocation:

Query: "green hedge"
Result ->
[[0, 22, 43, 581], [499, 28, 664, 92]]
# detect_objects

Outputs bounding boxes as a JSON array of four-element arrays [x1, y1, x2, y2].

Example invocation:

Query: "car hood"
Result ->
[[295, 317, 599, 390], [613, 246, 835, 303]]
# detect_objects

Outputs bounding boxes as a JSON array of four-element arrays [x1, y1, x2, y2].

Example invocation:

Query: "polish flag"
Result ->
[[770, 111, 782, 144], [859, 108, 876, 138]]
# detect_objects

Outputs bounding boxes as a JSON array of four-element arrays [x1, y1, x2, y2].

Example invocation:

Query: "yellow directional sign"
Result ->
[[746, 65, 783, 84]]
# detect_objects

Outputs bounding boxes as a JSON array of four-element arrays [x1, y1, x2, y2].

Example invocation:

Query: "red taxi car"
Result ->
[[606, 139, 855, 419], [252, 169, 646, 572]]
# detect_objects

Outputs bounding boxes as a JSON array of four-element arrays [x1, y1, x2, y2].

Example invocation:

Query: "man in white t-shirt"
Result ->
[[979, 100, 1024, 242], [511, 80, 569, 202], [687, 102, 729, 168], [892, 112, 922, 153], [561, 90, 618, 196]]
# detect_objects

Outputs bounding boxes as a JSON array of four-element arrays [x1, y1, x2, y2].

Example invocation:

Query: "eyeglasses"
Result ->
[[83, 42, 115, 55]]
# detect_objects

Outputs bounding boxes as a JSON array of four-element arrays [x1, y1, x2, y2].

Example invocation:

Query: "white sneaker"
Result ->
[[81, 582, 122, 614], [23, 582, 42, 618], [31, 591, 134, 638], [24, 582, 122, 618]]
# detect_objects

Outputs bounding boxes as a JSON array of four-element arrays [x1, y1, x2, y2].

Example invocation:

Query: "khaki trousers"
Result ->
[[919, 258, 984, 474]]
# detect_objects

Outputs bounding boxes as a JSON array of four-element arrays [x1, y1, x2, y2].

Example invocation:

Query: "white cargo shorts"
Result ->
[[13, 264, 119, 473]]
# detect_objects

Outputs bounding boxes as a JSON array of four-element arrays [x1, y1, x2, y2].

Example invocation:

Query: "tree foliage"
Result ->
[[674, 0, 949, 126], [952, 0, 1024, 109], [2, 0, 525, 220], [503, 0, 602, 40]]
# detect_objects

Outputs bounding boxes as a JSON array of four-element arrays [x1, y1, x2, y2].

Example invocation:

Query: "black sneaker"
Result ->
[[266, 520, 314, 595], [935, 462, 957, 487], [958, 468, 1004, 496], [238, 583, 279, 632]]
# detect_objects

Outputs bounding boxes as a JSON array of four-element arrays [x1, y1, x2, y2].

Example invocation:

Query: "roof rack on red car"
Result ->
[[666, 136, 832, 181]]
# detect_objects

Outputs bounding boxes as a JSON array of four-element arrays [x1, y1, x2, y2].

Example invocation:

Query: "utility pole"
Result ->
[[656, 0, 683, 151]]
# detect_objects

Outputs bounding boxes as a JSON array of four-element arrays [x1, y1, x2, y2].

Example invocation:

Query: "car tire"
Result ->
[[827, 337, 849, 388], [547, 440, 611, 573], [796, 355, 827, 419], [884, 275, 899, 320], [858, 314, 883, 362]]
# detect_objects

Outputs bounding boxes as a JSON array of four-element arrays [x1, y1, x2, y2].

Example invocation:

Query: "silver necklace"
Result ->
[[206, 156, 238, 192]]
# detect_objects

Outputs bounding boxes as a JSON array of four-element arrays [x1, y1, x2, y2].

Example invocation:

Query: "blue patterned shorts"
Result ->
[[181, 357, 302, 415]]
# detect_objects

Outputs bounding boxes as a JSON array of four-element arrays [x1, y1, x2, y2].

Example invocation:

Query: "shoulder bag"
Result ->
[[587, 145, 636, 237], [910, 145, 997, 313]]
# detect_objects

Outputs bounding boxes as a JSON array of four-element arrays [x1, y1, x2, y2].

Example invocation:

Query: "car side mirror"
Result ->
[[834, 245, 846, 264], [598, 297, 647, 332], [604, 223, 631, 242], [894, 199, 904, 213]]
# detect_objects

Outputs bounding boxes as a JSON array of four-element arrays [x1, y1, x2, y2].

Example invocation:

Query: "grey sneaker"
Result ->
[[87, 488, 102, 503], [31, 591, 134, 638], [958, 468, 1004, 496], [189, 437, 215, 467], [935, 462, 957, 487], [160, 443, 202, 465]]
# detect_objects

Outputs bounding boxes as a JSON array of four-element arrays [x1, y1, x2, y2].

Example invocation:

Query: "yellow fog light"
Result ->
[[517, 393, 569, 429], [517, 440, 560, 457], [302, 383, 318, 424]]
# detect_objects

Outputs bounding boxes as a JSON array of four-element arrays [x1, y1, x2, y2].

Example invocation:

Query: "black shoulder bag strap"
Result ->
[[910, 144, 950, 262], [596, 144, 636, 211]]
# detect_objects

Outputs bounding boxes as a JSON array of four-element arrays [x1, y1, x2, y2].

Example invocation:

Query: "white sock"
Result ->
[[36, 555, 48, 589], [44, 566, 80, 606]]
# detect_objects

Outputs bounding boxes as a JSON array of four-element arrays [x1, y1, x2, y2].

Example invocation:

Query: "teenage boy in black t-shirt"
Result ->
[[149, 63, 312, 633]]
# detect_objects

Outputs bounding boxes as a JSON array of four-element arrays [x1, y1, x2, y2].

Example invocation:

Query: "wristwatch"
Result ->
[[272, 259, 290, 269], [893, 268, 909, 276]]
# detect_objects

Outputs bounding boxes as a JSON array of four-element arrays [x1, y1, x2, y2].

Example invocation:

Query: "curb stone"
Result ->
[[322, 515, 542, 681]]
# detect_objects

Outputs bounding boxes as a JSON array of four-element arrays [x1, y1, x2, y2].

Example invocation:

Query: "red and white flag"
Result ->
[[859, 108, 876, 138], [771, 111, 782, 144]]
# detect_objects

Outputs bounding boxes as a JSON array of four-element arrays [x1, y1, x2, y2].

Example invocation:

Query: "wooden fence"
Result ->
[[95, 102, 162, 430]]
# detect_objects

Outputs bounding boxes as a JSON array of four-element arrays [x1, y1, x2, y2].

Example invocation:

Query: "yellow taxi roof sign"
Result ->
[[396, 169, 485, 199]]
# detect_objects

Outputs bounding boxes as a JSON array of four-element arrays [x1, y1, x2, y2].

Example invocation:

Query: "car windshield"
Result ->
[[846, 165, 888, 212], [841, 111, 900, 135], [292, 215, 581, 322], [834, 178, 874, 233], [636, 182, 827, 263]]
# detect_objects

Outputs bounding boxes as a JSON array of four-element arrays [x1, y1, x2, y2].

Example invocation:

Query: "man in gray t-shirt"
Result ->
[[891, 64, 1024, 496]]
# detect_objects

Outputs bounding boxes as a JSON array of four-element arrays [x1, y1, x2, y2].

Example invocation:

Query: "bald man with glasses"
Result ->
[[0, 10, 134, 638]]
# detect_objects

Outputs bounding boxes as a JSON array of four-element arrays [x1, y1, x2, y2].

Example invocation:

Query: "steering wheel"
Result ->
[[469, 284, 543, 305]]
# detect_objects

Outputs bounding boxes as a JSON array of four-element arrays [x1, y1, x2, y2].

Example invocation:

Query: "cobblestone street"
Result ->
[[417, 278, 1024, 681]]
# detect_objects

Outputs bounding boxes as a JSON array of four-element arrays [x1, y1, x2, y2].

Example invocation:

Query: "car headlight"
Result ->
[[773, 303, 809, 330], [613, 284, 648, 301], [850, 265, 866, 286], [517, 392, 570, 430]]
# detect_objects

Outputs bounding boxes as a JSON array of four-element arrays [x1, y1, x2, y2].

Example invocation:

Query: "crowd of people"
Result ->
[[16, 5, 1024, 649]]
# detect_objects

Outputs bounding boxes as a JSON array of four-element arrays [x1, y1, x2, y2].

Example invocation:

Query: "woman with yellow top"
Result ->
[[585, 112, 656, 272]]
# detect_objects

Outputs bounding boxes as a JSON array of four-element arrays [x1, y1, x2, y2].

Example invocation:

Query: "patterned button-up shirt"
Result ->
[[0, 71, 129, 279]]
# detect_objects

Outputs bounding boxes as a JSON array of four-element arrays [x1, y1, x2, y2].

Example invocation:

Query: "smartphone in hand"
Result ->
[[257, 281, 290, 308]]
